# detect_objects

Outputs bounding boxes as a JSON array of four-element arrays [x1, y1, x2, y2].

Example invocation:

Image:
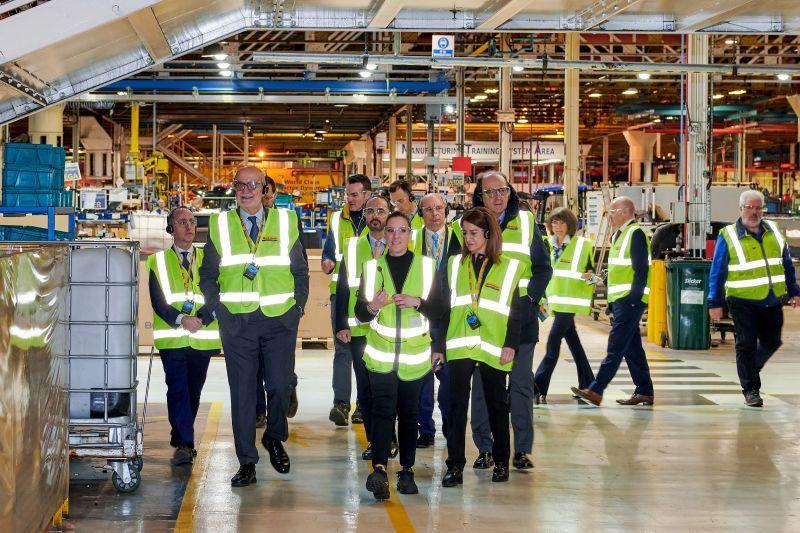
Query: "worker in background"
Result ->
[[436, 207, 525, 486], [456, 171, 551, 472], [388, 180, 424, 230], [147, 206, 221, 467], [153, 198, 169, 215], [199, 166, 309, 487], [356, 212, 444, 500], [335, 194, 397, 460], [413, 193, 460, 448], [255, 175, 300, 427], [323, 174, 371, 427], [534, 207, 596, 404], [708, 189, 800, 407], [572, 196, 654, 407]]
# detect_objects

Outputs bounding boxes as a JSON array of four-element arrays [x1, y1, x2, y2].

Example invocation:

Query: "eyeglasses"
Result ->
[[347, 190, 369, 199], [232, 180, 263, 192], [364, 207, 388, 216], [608, 208, 624, 214], [550, 219, 566, 225], [390, 198, 410, 206], [173, 218, 196, 227], [482, 187, 510, 199], [741, 204, 765, 212], [385, 227, 411, 235], [421, 205, 445, 214]]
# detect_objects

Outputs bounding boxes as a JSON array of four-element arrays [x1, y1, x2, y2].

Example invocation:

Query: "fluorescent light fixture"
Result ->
[[517, 118, 529, 124], [622, 88, 638, 95], [713, 93, 724, 99], [366, 62, 378, 71], [588, 92, 602, 98], [219, 70, 232, 77], [653, 118, 661, 123], [724, 38, 735, 45], [473, 94, 488, 101], [728, 89, 746, 95], [354, 93, 365, 99], [197, 135, 209, 139], [484, 88, 499, 94], [512, 65, 524, 72], [217, 62, 230, 69], [359, 70, 372, 78], [116, 91, 127, 96], [637, 72, 651, 80], [213, 53, 228, 61], [445, 104, 455, 114], [777, 73, 791, 81], [334, 104, 349, 108]]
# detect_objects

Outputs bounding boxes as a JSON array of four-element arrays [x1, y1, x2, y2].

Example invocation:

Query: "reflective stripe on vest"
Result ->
[[546, 236, 595, 313], [154, 250, 205, 305], [606, 223, 651, 303], [449, 254, 519, 316], [364, 344, 431, 366], [500, 210, 532, 255], [152, 329, 220, 341], [446, 336, 503, 358], [721, 219, 787, 300], [330, 211, 344, 261], [217, 208, 291, 267], [724, 222, 785, 272]]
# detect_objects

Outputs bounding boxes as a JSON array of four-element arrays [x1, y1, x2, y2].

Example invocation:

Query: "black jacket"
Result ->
[[471, 182, 553, 345], [199, 208, 310, 336]]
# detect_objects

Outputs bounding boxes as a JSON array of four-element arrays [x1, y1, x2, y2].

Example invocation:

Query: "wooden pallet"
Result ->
[[296, 337, 334, 350]]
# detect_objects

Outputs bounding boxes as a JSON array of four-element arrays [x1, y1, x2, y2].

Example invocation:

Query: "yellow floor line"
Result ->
[[353, 424, 416, 533], [174, 401, 223, 532]]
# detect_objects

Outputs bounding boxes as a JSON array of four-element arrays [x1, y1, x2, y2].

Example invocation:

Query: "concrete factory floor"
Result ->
[[65, 311, 800, 532]]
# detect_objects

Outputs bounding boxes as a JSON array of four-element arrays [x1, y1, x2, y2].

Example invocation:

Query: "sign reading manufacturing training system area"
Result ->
[[432, 35, 455, 58], [384, 141, 566, 163]]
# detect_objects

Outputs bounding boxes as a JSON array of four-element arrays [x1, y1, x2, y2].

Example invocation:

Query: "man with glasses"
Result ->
[[708, 189, 800, 407], [335, 194, 398, 459], [572, 196, 654, 407], [324, 174, 372, 426], [200, 166, 309, 487], [413, 193, 460, 448], [147, 206, 221, 467], [388, 180, 424, 230], [453, 171, 552, 472]]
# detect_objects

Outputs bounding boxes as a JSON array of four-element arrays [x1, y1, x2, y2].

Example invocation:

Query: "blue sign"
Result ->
[[432, 34, 454, 58]]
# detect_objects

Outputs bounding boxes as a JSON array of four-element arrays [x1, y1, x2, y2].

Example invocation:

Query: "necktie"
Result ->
[[248, 215, 259, 243], [180, 251, 190, 271], [431, 231, 440, 265], [612, 229, 621, 243], [373, 239, 385, 258], [553, 244, 564, 263]]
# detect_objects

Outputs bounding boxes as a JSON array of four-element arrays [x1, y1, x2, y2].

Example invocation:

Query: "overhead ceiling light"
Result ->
[[728, 89, 746, 95], [777, 73, 791, 81], [116, 91, 127, 96], [653, 118, 662, 123], [256, 149, 266, 158], [588, 92, 602, 98], [637, 72, 651, 80], [445, 104, 455, 114], [213, 53, 228, 61], [314, 132, 324, 142], [713, 93, 725, 99], [315, 129, 327, 134], [622, 88, 638, 95], [217, 62, 230, 69], [334, 104, 349, 108], [197, 135, 209, 139], [365, 62, 378, 71], [473, 94, 488, 101], [517, 117, 529, 124], [359, 70, 372, 78], [219, 70, 232, 77], [512, 65, 524, 72], [724, 38, 736, 45], [484, 88, 499, 94]]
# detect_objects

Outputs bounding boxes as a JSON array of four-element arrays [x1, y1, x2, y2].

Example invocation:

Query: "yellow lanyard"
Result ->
[[239, 209, 266, 256], [466, 256, 488, 314], [174, 247, 195, 299]]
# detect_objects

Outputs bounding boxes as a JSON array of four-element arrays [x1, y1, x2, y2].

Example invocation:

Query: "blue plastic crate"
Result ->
[[2, 143, 66, 170], [2, 191, 64, 208], [0, 225, 72, 241], [59, 190, 73, 207], [2, 168, 64, 190]]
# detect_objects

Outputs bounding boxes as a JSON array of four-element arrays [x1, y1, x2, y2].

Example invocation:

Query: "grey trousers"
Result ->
[[221, 310, 298, 465], [330, 294, 353, 405], [471, 341, 536, 455]]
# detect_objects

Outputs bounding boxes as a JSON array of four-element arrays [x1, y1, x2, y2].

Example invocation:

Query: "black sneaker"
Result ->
[[744, 390, 763, 407], [416, 433, 435, 448], [366, 468, 390, 500], [287, 388, 299, 418], [329, 402, 349, 426], [170, 445, 193, 466], [396, 469, 418, 494], [513, 452, 534, 470], [351, 404, 364, 424], [362, 443, 373, 460]]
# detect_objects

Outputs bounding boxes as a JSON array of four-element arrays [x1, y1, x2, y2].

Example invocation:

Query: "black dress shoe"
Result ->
[[473, 452, 494, 469], [366, 468, 390, 500], [744, 390, 763, 407], [513, 452, 534, 470], [351, 404, 364, 424], [255, 413, 267, 428], [396, 469, 419, 494], [389, 435, 399, 459], [171, 445, 194, 466], [329, 402, 349, 426], [361, 443, 373, 460], [287, 388, 299, 418], [261, 434, 291, 474], [441, 466, 463, 487], [416, 433, 435, 448], [492, 464, 509, 482], [231, 464, 256, 487]]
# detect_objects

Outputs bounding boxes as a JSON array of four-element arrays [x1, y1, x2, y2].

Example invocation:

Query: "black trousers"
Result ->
[[368, 370, 425, 469], [534, 312, 595, 395], [160, 347, 212, 449], [220, 311, 297, 465], [728, 300, 783, 392], [349, 335, 373, 441], [446, 358, 510, 469]]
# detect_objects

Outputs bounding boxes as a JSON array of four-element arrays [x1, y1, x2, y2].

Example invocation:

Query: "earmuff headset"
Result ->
[[165, 206, 193, 234]]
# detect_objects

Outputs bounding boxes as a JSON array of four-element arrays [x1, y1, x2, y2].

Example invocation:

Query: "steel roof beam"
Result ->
[[679, 0, 760, 32], [477, 0, 534, 31], [75, 93, 457, 105], [368, 0, 405, 29], [0, 70, 46, 106], [127, 7, 173, 62], [565, 0, 648, 31]]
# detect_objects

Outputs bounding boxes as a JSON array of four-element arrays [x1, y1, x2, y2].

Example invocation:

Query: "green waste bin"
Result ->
[[665, 259, 712, 350]]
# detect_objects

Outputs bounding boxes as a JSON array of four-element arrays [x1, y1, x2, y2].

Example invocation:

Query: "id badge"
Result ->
[[243, 263, 260, 280], [181, 300, 194, 314], [466, 311, 481, 330]]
